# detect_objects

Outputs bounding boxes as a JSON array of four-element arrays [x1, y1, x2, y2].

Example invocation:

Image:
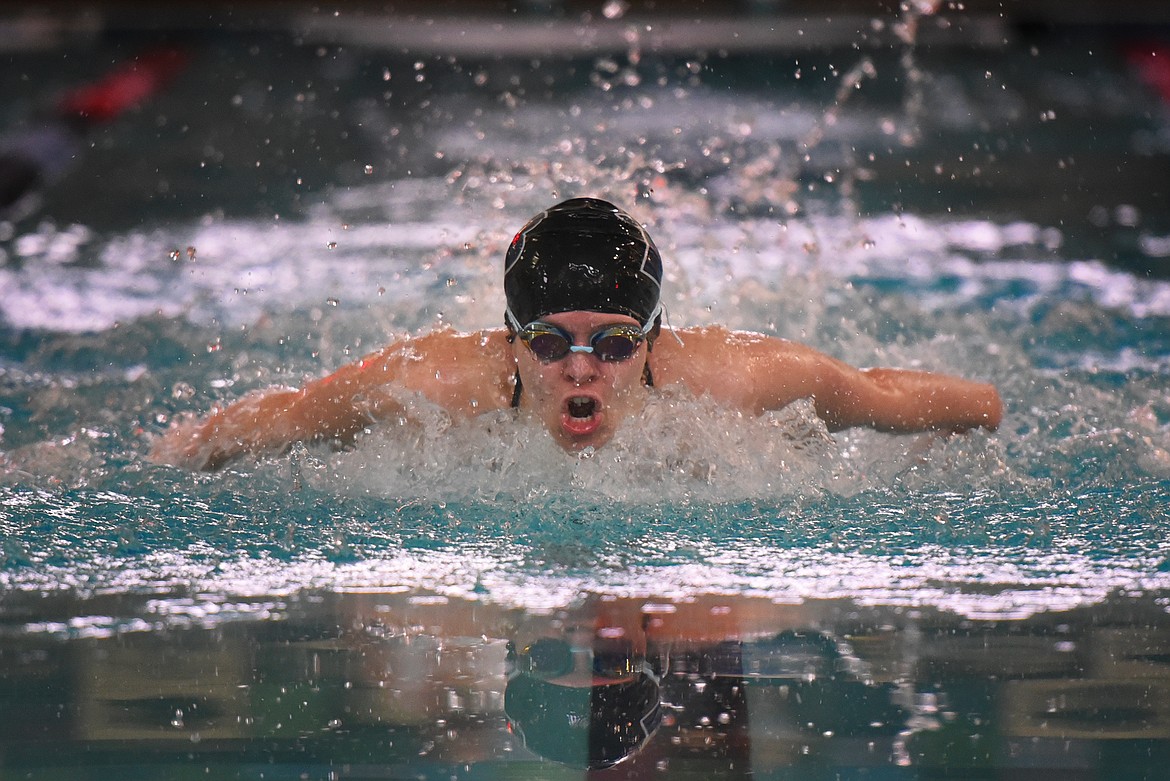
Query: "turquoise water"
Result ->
[[3, 14, 1170, 779]]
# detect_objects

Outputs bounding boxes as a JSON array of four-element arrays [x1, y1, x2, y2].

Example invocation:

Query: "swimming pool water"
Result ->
[[2, 10, 1170, 779]]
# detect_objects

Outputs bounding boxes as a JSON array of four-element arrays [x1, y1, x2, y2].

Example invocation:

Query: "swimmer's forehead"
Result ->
[[531, 310, 641, 325]]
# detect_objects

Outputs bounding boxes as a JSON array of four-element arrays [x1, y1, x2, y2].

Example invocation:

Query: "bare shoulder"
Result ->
[[650, 326, 826, 407], [651, 325, 813, 371], [360, 327, 515, 416]]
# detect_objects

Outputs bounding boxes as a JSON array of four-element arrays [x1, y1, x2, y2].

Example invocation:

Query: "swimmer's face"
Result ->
[[511, 310, 650, 452]]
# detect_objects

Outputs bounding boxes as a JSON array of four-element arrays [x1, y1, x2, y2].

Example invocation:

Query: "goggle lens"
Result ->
[[592, 332, 640, 361], [520, 324, 645, 363], [526, 332, 574, 362]]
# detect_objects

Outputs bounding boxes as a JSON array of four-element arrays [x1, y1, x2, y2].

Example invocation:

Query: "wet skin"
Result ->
[[151, 310, 1003, 471]]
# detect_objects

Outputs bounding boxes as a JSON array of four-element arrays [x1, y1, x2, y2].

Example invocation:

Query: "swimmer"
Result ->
[[152, 197, 1003, 471]]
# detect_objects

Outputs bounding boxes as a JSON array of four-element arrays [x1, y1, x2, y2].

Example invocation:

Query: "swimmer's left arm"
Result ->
[[731, 336, 1002, 434], [812, 364, 1003, 433]]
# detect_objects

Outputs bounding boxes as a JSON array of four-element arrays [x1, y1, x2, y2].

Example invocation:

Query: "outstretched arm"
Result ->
[[149, 349, 407, 471], [662, 328, 1002, 435], [810, 365, 1003, 433], [150, 329, 515, 471]]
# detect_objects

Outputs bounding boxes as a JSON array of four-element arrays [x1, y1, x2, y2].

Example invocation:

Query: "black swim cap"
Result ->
[[504, 197, 662, 328]]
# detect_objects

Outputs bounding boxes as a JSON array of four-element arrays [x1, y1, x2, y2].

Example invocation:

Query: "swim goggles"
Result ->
[[506, 305, 660, 363]]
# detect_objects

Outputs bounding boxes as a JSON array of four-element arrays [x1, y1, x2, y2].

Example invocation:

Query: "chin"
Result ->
[[555, 427, 614, 453]]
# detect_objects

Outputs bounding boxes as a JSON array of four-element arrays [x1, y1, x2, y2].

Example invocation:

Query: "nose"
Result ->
[[561, 350, 598, 384]]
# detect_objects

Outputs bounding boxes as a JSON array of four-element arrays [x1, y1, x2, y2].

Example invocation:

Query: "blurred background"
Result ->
[[3, 0, 1169, 274]]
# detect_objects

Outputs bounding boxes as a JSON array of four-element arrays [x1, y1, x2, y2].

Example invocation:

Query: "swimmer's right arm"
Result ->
[[150, 348, 407, 471], [150, 330, 512, 470]]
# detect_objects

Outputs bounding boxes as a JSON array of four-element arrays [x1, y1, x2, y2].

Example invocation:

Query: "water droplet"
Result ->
[[602, 0, 628, 19], [1115, 204, 1141, 227]]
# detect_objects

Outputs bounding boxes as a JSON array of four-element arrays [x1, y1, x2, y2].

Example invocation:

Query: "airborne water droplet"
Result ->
[[602, 0, 628, 19]]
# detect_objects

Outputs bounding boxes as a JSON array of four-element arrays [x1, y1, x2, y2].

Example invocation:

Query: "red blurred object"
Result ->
[[1123, 40, 1170, 106], [57, 47, 190, 124], [1, 46, 190, 213]]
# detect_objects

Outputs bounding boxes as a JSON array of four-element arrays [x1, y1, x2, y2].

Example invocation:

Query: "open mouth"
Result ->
[[561, 395, 603, 440], [567, 396, 597, 419]]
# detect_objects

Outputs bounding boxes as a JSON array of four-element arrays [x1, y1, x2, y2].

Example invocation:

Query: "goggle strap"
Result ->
[[508, 304, 662, 336], [505, 306, 525, 333]]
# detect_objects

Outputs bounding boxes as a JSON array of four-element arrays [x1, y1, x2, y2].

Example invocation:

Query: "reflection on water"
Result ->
[[4, 592, 1170, 778]]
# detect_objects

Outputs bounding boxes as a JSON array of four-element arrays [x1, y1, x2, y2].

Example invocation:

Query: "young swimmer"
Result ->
[[152, 197, 1003, 471]]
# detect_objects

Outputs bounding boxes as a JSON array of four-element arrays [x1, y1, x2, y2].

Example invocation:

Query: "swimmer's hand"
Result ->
[[149, 406, 259, 467], [148, 388, 311, 471], [149, 410, 237, 471]]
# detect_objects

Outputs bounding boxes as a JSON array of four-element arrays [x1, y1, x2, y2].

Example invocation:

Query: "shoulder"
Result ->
[[354, 327, 515, 414], [650, 325, 832, 408], [652, 325, 810, 368], [357, 327, 510, 369], [402, 327, 512, 363]]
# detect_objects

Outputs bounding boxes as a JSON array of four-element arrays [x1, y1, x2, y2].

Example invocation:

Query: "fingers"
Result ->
[[147, 414, 220, 470]]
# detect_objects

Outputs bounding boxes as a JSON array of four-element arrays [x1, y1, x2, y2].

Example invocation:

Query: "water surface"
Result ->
[[2, 11, 1170, 779]]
